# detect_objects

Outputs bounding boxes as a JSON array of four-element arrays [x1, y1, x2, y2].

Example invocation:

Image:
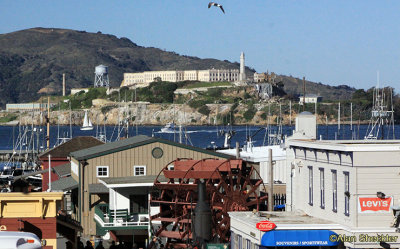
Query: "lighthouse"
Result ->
[[239, 52, 246, 82]]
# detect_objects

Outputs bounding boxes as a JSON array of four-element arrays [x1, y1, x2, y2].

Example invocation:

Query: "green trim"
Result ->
[[74, 137, 232, 161], [96, 222, 107, 236]]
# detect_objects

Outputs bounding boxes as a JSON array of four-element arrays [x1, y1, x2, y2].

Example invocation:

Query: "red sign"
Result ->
[[358, 197, 393, 213], [256, 220, 276, 231]]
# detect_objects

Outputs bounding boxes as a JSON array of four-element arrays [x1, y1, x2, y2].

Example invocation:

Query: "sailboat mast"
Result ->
[[47, 97, 50, 149]]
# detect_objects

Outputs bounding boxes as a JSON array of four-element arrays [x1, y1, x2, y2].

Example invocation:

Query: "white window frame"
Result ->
[[320, 168, 325, 209], [332, 170, 337, 212], [134, 165, 146, 176], [344, 171, 350, 216], [167, 164, 174, 171], [96, 166, 109, 178], [308, 166, 313, 206]]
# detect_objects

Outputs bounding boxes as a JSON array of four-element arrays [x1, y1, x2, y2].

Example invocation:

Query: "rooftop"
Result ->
[[70, 135, 232, 160], [40, 136, 104, 158], [287, 139, 400, 152], [217, 145, 286, 163], [229, 211, 341, 230]]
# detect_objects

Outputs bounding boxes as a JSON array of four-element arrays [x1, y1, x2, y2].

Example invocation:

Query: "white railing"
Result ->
[[94, 213, 150, 228]]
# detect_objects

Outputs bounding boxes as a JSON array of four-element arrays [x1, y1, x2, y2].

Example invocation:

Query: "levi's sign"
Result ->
[[358, 196, 393, 213], [256, 220, 276, 231]]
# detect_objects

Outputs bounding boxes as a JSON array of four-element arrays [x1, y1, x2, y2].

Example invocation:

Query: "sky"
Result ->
[[0, 0, 399, 91]]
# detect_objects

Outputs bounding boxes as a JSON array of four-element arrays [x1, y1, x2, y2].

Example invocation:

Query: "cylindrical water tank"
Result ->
[[95, 65, 108, 75]]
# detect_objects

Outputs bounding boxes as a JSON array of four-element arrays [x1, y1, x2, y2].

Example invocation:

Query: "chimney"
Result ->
[[62, 73, 66, 96]]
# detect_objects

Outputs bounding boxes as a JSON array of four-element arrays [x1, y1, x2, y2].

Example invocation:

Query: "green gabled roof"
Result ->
[[70, 135, 232, 161]]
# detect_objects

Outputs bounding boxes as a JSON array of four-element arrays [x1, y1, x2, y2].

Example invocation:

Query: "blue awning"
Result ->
[[261, 229, 338, 247]]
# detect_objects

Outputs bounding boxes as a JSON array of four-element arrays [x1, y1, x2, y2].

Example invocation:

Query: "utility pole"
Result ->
[[302, 77, 306, 112], [338, 102, 341, 136], [268, 148, 274, 211], [48, 154, 52, 192], [289, 100, 292, 126]]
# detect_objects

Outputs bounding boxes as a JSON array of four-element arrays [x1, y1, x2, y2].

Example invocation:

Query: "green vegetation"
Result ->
[[243, 103, 257, 121], [54, 87, 107, 110], [109, 82, 179, 103], [0, 114, 18, 123], [197, 105, 211, 116]]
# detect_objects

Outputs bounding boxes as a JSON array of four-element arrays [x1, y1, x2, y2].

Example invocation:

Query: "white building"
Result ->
[[217, 145, 287, 185], [298, 94, 322, 104], [6, 102, 56, 112], [229, 113, 400, 249], [121, 69, 239, 88]]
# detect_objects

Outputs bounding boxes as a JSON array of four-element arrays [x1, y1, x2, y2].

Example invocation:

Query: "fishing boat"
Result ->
[[160, 122, 175, 133], [81, 110, 93, 131]]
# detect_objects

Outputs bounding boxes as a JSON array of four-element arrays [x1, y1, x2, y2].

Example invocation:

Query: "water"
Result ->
[[0, 124, 399, 151]]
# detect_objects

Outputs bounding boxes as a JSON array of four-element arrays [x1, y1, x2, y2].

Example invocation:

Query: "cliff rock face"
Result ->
[[13, 102, 348, 126]]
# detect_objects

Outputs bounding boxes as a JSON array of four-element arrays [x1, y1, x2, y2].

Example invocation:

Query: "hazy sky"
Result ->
[[0, 0, 399, 91]]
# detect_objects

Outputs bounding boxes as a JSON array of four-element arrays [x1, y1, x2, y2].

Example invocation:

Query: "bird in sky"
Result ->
[[208, 2, 225, 14]]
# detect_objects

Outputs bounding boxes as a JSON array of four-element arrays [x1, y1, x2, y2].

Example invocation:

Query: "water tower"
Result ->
[[94, 65, 110, 87]]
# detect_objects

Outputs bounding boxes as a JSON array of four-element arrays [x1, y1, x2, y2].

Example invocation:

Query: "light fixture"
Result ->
[[377, 192, 386, 199]]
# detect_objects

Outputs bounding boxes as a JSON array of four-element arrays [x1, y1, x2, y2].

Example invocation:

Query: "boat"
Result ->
[[160, 122, 176, 133], [81, 110, 93, 131]]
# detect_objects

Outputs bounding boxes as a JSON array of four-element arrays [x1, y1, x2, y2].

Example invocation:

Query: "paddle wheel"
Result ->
[[150, 158, 267, 248]]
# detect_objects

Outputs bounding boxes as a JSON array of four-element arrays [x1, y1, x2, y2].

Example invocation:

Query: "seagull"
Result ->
[[208, 2, 225, 14]]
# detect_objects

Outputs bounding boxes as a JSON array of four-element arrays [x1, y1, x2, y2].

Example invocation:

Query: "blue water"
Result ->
[[0, 124, 399, 151]]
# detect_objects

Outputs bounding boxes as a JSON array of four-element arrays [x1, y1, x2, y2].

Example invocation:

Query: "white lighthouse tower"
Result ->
[[239, 52, 246, 82]]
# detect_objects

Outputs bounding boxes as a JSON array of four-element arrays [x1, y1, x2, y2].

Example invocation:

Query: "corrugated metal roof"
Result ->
[[51, 177, 78, 191], [100, 175, 168, 185], [70, 135, 232, 161]]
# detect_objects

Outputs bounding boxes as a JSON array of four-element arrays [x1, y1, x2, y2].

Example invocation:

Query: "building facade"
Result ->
[[298, 94, 322, 104], [6, 103, 56, 112], [121, 69, 239, 88], [40, 136, 104, 191], [0, 192, 81, 249], [69, 135, 232, 247]]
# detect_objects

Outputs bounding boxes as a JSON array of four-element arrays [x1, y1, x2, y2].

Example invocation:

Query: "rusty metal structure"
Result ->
[[150, 158, 267, 248]]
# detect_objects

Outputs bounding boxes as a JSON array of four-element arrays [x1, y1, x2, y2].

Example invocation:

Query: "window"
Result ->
[[238, 235, 242, 249], [344, 171, 350, 216], [332, 170, 337, 212], [96, 166, 109, 178], [308, 166, 313, 206], [134, 165, 146, 176], [167, 165, 174, 171], [320, 168, 325, 209], [233, 233, 238, 249], [246, 239, 251, 249]]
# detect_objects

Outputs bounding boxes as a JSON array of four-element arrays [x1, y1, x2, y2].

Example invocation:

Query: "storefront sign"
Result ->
[[358, 196, 393, 213], [261, 230, 339, 247], [256, 220, 276, 232]]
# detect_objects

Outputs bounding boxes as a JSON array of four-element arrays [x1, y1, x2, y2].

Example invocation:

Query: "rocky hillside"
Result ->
[[0, 28, 254, 106], [0, 27, 358, 108]]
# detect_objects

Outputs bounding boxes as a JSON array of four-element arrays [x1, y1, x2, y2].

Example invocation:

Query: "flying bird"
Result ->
[[208, 2, 225, 14]]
